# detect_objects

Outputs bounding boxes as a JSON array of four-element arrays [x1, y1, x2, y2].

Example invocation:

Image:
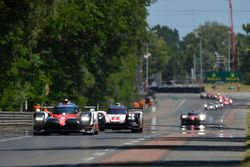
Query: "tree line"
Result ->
[[1, 0, 249, 111], [148, 22, 250, 84], [0, 0, 153, 111]]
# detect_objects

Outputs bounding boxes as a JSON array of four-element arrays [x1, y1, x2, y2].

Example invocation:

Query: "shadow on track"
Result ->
[[23, 160, 241, 167], [1, 142, 244, 152]]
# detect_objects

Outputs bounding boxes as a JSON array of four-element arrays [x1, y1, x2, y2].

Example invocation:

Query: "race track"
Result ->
[[0, 93, 248, 167]]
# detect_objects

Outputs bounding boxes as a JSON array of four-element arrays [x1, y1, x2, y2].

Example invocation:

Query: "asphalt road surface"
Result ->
[[0, 93, 248, 167]]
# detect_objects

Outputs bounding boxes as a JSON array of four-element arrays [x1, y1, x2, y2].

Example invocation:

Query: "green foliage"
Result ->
[[182, 22, 230, 74], [150, 25, 181, 81], [147, 32, 169, 75], [237, 23, 250, 83], [0, 0, 151, 110], [242, 24, 250, 35]]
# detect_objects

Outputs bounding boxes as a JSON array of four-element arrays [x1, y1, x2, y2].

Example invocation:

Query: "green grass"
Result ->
[[203, 83, 250, 93], [242, 112, 250, 167]]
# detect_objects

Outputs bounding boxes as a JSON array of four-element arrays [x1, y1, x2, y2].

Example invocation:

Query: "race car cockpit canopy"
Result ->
[[53, 99, 79, 114], [107, 104, 127, 115]]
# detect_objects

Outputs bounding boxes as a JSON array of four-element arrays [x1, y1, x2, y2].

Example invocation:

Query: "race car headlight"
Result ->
[[128, 113, 135, 120], [181, 115, 187, 119], [35, 117, 44, 121], [81, 116, 90, 122], [199, 114, 206, 121]]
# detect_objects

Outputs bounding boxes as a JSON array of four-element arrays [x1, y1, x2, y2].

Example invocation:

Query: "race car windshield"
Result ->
[[188, 112, 199, 116], [53, 107, 78, 114], [107, 109, 127, 115]]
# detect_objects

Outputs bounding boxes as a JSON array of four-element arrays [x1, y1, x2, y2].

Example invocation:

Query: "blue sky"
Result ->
[[147, 0, 250, 39]]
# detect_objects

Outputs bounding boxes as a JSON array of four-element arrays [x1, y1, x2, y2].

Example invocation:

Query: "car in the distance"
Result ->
[[180, 111, 206, 126], [204, 103, 216, 110]]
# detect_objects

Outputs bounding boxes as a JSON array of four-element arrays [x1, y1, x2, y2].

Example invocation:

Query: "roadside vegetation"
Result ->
[[0, 0, 249, 111], [0, 0, 156, 110]]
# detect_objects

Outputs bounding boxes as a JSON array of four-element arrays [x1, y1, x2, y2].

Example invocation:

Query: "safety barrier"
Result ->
[[0, 111, 33, 126], [149, 86, 205, 93]]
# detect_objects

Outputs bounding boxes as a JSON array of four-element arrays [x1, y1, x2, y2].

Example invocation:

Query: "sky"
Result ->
[[147, 0, 250, 39]]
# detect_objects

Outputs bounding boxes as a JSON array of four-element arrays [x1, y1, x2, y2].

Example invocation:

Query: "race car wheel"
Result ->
[[94, 130, 99, 135], [33, 131, 40, 136], [131, 128, 143, 133]]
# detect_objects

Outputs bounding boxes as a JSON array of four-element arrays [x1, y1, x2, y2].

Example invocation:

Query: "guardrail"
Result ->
[[0, 111, 33, 126], [149, 85, 205, 93]]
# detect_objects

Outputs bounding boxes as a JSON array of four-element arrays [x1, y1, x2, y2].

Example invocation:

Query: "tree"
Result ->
[[150, 25, 182, 82], [182, 21, 229, 75], [238, 23, 250, 83], [242, 24, 250, 35], [0, 0, 153, 110]]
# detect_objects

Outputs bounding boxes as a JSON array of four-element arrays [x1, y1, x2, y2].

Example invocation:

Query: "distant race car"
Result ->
[[180, 111, 206, 125], [214, 102, 224, 109], [219, 97, 233, 105], [33, 99, 100, 135], [204, 103, 216, 110], [207, 92, 216, 99], [100, 103, 144, 133], [214, 93, 222, 100], [200, 92, 209, 99], [218, 95, 232, 105]]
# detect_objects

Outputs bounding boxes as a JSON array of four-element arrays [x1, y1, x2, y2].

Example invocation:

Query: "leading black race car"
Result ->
[[33, 99, 100, 135]]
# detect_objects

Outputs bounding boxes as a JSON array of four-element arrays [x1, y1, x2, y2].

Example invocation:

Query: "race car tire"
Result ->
[[131, 128, 143, 133], [94, 129, 99, 135], [33, 131, 40, 136]]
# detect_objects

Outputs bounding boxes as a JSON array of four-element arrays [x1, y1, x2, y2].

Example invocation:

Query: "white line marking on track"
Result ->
[[85, 157, 95, 162], [131, 140, 139, 143], [93, 152, 105, 156], [0, 136, 30, 143], [123, 142, 132, 145], [170, 99, 186, 113]]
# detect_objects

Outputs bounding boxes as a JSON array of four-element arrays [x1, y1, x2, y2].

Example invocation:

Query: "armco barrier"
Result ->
[[149, 86, 205, 93], [0, 111, 33, 126]]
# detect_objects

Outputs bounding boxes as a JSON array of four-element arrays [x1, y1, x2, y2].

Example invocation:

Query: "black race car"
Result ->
[[33, 99, 100, 135], [180, 111, 206, 125]]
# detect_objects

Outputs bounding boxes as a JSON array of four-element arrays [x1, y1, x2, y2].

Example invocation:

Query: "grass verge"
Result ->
[[203, 83, 250, 93], [242, 112, 250, 167]]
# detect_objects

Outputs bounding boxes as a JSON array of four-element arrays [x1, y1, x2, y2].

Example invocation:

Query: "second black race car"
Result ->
[[180, 111, 206, 126]]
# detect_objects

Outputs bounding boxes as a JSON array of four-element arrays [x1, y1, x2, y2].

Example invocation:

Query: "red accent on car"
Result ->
[[53, 114, 78, 126]]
